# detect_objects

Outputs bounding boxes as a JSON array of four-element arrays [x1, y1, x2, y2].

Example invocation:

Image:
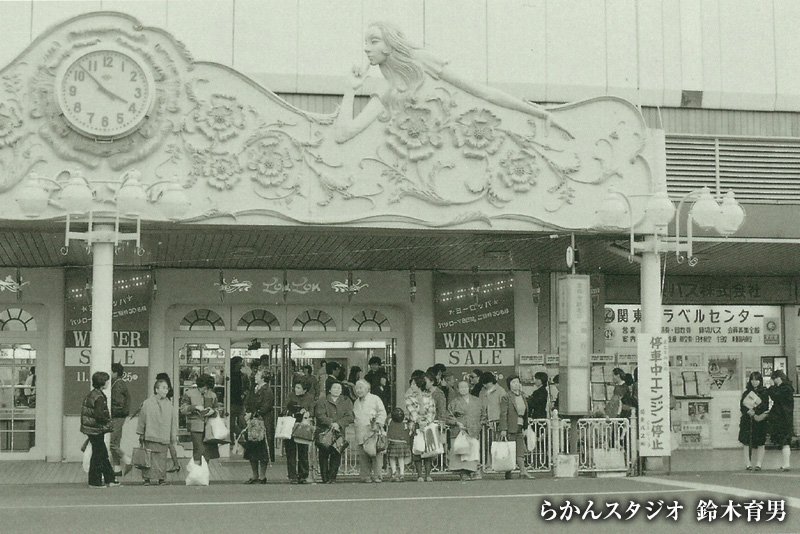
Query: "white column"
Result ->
[[89, 224, 114, 399], [640, 237, 662, 336], [639, 236, 667, 470]]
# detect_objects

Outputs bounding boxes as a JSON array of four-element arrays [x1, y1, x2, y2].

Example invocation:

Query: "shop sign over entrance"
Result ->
[[434, 273, 515, 382]]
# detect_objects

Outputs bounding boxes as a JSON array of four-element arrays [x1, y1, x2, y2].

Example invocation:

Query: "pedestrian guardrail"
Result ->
[[277, 411, 636, 479]]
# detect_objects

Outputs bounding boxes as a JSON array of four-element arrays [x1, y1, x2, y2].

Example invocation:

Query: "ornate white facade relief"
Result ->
[[0, 12, 663, 232]]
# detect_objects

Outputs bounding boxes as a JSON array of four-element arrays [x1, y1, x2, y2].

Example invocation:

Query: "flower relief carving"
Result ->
[[453, 108, 504, 159], [386, 99, 443, 162], [194, 94, 246, 142]]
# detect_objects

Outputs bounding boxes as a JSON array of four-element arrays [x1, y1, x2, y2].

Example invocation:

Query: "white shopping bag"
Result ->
[[119, 416, 139, 469], [464, 436, 480, 462], [82, 443, 92, 473], [524, 426, 538, 451], [204, 415, 230, 445], [491, 440, 516, 472], [275, 416, 296, 440], [412, 430, 425, 456], [185, 457, 210, 486], [452, 432, 471, 456]]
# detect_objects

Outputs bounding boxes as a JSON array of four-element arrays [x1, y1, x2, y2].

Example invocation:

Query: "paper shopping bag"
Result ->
[[275, 416, 296, 440]]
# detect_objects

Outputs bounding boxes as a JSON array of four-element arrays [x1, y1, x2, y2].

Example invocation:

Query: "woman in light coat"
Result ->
[[137, 378, 178, 485], [446, 380, 482, 481]]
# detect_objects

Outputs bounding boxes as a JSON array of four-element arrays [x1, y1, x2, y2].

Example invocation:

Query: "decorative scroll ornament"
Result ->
[[331, 278, 369, 295], [0, 274, 29, 293], [214, 277, 253, 294]]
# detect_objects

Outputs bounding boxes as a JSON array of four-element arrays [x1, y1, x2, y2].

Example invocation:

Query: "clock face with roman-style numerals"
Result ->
[[58, 49, 154, 139]]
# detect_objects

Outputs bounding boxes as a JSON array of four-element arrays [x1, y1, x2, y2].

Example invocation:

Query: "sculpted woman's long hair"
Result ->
[[369, 21, 425, 118]]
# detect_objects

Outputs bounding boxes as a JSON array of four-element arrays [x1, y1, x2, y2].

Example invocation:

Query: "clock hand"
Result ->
[[78, 64, 129, 104]]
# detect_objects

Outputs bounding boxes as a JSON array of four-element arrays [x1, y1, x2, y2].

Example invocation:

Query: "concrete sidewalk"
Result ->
[[0, 460, 468, 485]]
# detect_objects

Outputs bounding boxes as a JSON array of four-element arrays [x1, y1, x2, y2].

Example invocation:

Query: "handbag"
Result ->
[[247, 418, 266, 442], [317, 428, 336, 449], [452, 431, 471, 456], [491, 439, 516, 472], [275, 416, 296, 440], [375, 428, 387, 453], [204, 415, 230, 445], [332, 435, 349, 453], [363, 433, 378, 457], [291, 421, 315, 445], [131, 446, 151, 470]]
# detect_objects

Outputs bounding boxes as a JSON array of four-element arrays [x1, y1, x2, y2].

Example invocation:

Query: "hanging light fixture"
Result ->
[[689, 186, 722, 230], [409, 268, 417, 303], [716, 191, 746, 236], [282, 269, 290, 303], [58, 171, 95, 214], [115, 170, 148, 216]]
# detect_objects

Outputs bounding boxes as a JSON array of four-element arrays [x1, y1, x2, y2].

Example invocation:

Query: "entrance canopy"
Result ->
[[0, 224, 795, 277]]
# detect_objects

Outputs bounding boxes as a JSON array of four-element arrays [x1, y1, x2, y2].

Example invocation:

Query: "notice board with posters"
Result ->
[[63, 269, 151, 415], [434, 273, 515, 384]]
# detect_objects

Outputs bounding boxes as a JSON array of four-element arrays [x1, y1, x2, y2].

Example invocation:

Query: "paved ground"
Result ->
[[1, 471, 798, 534]]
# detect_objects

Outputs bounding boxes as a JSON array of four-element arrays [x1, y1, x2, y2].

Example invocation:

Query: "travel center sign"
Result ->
[[604, 305, 781, 347]]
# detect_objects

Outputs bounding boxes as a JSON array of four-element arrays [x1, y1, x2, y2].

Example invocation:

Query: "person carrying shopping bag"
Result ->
[[136, 378, 178, 486], [243, 369, 274, 484], [179, 374, 222, 466], [353, 379, 387, 483], [314, 380, 354, 483], [282, 376, 316, 484], [498, 375, 534, 479], [447, 380, 482, 481]]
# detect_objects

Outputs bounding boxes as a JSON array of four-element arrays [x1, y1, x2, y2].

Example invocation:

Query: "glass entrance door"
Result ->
[[173, 339, 229, 455], [0, 343, 37, 457]]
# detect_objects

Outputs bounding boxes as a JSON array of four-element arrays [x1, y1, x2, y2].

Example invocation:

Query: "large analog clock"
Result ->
[[57, 48, 155, 140]]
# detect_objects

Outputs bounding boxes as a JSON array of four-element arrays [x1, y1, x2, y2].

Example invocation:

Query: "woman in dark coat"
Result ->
[[243, 369, 274, 484], [738, 371, 769, 471], [766, 370, 794, 471], [314, 380, 354, 483], [527, 372, 550, 420]]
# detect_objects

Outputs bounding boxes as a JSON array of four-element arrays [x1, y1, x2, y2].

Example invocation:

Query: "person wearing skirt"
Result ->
[[137, 378, 178, 485], [386, 407, 412, 481], [243, 369, 274, 484], [446, 381, 481, 480]]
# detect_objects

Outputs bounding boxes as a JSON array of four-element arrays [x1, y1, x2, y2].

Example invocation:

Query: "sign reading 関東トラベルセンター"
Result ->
[[638, 334, 670, 456], [434, 273, 515, 382], [63, 269, 151, 415]]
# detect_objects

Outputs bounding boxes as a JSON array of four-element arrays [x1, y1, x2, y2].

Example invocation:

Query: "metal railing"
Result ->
[[575, 417, 633, 474], [276, 412, 636, 478]]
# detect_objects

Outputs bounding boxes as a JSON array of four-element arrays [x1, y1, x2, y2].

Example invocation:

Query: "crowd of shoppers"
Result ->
[[79, 360, 618, 487]]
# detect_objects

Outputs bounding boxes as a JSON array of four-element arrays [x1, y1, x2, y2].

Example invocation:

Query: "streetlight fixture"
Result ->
[[595, 186, 746, 265], [16, 170, 190, 254]]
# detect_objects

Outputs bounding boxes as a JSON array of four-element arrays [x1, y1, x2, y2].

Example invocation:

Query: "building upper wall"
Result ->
[[1, 0, 799, 111]]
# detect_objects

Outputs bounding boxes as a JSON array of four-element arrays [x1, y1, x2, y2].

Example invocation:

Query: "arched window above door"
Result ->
[[292, 309, 336, 331], [349, 309, 391, 332], [237, 309, 280, 331], [0, 308, 36, 331], [179, 309, 226, 331]]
